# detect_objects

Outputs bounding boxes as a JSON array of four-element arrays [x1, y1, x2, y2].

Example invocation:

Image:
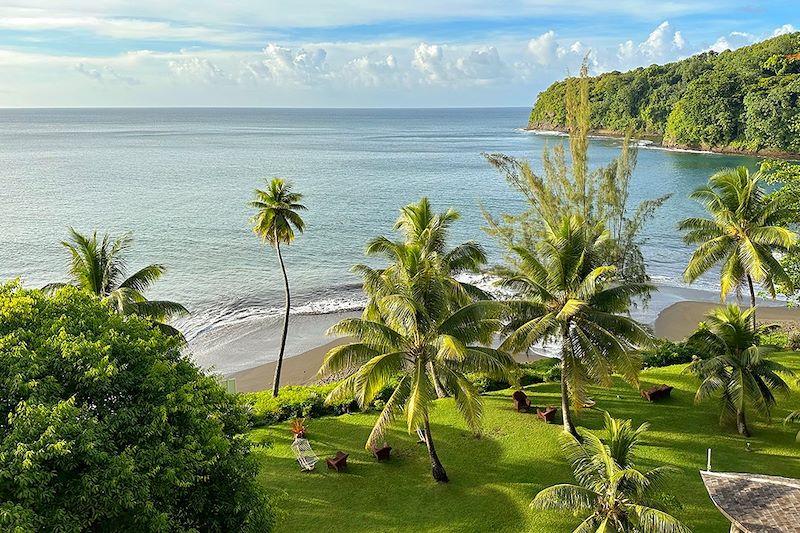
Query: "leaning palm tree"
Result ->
[[249, 178, 306, 397], [46, 228, 187, 336], [785, 411, 800, 442], [496, 215, 652, 437], [686, 304, 794, 437], [679, 166, 797, 328], [533, 412, 691, 533]]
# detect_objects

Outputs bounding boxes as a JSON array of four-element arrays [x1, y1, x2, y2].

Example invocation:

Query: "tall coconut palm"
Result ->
[[319, 201, 514, 482], [46, 228, 188, 336], [533, 412, 691, 533], [679, 166, 797, 328], [495, 215, 652, 437], [249, 178, 306, 397], [686, 304, 794, 437], [318, 270, 513, 483]]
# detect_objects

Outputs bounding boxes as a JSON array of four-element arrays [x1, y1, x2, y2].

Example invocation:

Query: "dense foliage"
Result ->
[[529, 32, 800, 153], [0, 284, 273, 532]]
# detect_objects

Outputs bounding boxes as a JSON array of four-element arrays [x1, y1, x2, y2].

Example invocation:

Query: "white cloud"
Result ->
[[340, 54, 402, 87], [772, 24, 796, 37], [527, 30, 559, 66], [454, 46, 507, 81], [258, 44, 329, 85], [168, 57, 231, 84], [412, 42, 447, 83], [707, 31, 755, 53], [76, 62, 140, 85]]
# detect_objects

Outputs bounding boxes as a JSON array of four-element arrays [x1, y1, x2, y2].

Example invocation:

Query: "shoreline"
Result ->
[[524, 126, 800, 160], [224, 297, 800, 393]]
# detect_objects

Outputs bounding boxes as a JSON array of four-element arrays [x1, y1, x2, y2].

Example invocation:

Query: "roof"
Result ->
[[700, 471, 800, 533]]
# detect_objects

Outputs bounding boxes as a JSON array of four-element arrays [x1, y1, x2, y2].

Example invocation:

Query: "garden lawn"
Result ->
[[250, 353, 800, 533]]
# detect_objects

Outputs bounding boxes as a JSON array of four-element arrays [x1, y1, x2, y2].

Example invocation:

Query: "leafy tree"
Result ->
[[529, 32, 800, 153], [318, 200, 515, 482], [494, 215, 652, 437], [686, 304, 794, 437], [45, 228, 188, 337], [762, 159, 800, 305], [679, 166, 798, 327], [486, 64, 669, 295], [0, 283, 273, 532], [532, 412, 690, 533], [249, 178, 307, 397]]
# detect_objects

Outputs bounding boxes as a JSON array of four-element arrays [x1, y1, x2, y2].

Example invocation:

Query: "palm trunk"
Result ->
[[560, 369, 578, 439], [746, 274, 757, 330], [428, 362, 449, 398], [423, 416, 449, 483], [272, 234, 291, 398], [736, 409, 750, 437]]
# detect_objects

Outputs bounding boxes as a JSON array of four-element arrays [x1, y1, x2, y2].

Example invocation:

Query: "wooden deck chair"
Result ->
[[290, 438, 319, 472]]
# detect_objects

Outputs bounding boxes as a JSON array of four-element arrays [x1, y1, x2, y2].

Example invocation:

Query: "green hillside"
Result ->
[[529, 32, 800, 154]]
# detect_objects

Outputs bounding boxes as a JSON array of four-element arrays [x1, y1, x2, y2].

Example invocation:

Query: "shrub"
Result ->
[[468, 358, 560, 393], [0, 284, 273, 532], [642, 339, 696, 368], [759, 330, 789, 349], [243, 378, 399, 426]]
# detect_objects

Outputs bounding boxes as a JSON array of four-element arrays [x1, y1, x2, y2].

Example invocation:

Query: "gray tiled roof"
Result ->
[[700, 471, 800, 533]]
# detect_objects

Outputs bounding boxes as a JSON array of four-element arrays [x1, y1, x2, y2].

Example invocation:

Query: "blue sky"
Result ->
[[0, 1, 797, 107]]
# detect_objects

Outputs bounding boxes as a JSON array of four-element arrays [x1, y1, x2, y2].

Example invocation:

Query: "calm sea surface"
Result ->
[[0, 108, 762, 371]]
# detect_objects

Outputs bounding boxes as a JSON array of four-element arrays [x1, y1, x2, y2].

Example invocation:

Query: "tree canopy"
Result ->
[[0, 283, 273, 532], [529, 32, 800, 153]]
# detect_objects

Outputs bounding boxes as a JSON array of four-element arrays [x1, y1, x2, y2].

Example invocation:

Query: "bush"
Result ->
[[468, 358, 560, 393], [642, 340, 697, 368], [0, 284, 274, 532], [759, 330, 790, 349], [243, 378, 399, 426]]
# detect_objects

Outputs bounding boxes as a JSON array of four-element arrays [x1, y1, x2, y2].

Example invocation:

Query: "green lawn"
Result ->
[[251, 354, 800, 532]]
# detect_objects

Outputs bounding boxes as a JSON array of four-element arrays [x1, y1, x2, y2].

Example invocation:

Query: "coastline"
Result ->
[[524, 126, 800, 160], [221, 294, 800, 393]]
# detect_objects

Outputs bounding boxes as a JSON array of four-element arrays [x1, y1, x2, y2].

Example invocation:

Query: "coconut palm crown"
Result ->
[[46, 228, 187, 336], [679, 166, 798, 326], [532, 412, 691, 533], [495, 215, 653, 437], [249, 177, 307, 397], [686, 304, 794, 437]]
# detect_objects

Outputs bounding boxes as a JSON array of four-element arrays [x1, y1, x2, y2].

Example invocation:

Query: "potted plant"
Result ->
[[290, 417, 307, 439]]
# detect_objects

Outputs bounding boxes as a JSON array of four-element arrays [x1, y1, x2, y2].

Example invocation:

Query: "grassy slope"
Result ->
[[251, 353, 800, 532]]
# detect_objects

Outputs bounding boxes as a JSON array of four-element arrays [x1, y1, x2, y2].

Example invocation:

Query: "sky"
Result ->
[[0, 1, 797, 107]]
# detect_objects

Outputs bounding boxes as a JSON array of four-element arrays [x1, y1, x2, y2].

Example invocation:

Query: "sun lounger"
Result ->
[[371, 443, 392, 461], [641, 384, 673, 402], [512, 390, 532, 412]]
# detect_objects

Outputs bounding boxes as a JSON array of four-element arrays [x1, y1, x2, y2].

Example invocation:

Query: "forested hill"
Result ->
[[528, 32, 800, 155]]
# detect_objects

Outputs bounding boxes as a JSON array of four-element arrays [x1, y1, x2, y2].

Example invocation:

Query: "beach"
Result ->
[[655, 301, 800, 341], [222, 294, 800, 393]]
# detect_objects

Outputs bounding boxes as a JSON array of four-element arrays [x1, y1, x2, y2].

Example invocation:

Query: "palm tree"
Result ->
[[533, 412, 691, 533], [46, 228, 187, 336], [319, 200, 514, 483], [687, 304, 794, 437], [784, 411, 800, 442], [679, 166, 797, 328], [249, 178, 306, 397], [495, 215, 652, 437]]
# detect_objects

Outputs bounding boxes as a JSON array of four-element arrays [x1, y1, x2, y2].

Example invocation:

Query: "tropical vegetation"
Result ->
[[249, 178, 307, 397], [0, 283, 273, 532], [679, 166, 798, 326], [494, 215, 652, 437], [686, 304, 795, 436], [532, 412, 690, 533], [251, 354, 800, 532], [318, 199, 515, 482], [45, 228, 188, 336], [529, 32, 800, 153]]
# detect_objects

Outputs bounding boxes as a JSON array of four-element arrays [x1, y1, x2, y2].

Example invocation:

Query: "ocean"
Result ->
[[0, 107, 763, 373]]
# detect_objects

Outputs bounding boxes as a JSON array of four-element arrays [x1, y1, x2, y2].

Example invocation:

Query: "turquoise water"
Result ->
[[0, 108, 762, 371]]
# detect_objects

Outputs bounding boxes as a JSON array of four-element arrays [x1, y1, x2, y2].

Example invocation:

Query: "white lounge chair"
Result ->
[[290, 438, 319, 471]]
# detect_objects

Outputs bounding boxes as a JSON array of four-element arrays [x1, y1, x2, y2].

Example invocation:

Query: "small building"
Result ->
[[700, 471, 800, 533]]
